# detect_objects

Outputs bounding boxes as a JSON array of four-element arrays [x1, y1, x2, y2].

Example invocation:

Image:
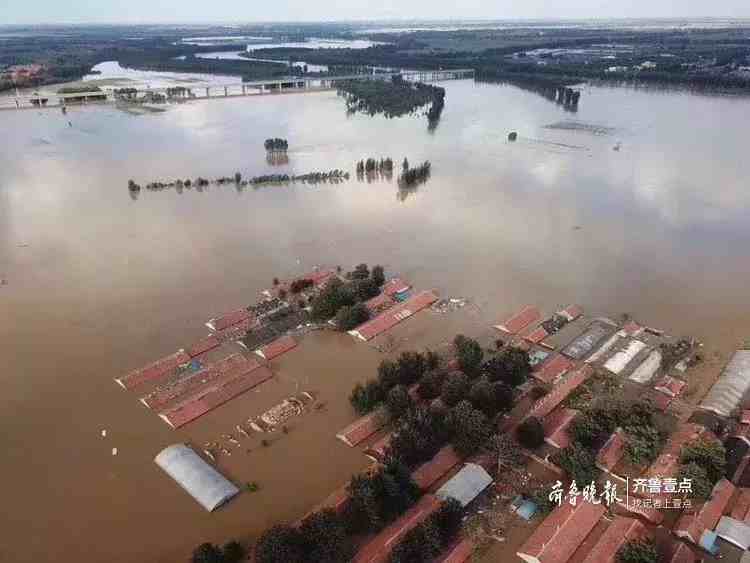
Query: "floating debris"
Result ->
[[101, 429, 107, 438], [432, 297, 468, 314], [203, 449, 216, 462], [111, 447, 118, 456]]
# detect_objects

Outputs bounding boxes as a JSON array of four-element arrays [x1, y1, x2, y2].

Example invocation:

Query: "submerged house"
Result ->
[[699, 350, 750, 418], [154, 444, 239, 512]]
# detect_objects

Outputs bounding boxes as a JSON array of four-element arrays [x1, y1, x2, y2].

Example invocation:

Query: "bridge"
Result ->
[[0, 68, 474, 111]]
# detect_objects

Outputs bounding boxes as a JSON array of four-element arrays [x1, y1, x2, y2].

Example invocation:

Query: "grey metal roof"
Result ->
[[699, 351, 750, 418], [562, 320, 616, 361], [154, 444, 239, 512], [716, 516, 750, 550], [436, 463, 492, 507]]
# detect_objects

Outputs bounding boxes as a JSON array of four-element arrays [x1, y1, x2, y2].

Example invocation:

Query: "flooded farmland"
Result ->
[[1, 79, 750, 562]]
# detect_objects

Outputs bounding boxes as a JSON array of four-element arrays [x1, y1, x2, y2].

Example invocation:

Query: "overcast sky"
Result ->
[[4, 0, 750, 25]]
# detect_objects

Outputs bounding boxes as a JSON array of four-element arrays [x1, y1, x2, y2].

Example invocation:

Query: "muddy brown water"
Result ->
[[1, 80, 750, 562]]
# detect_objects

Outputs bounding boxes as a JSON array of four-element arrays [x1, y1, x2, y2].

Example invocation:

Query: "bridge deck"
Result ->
[[0, 69, 474, 111]]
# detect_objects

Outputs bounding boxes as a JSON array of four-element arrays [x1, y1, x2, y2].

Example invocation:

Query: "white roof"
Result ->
[[716, 516, 750, 550], [154, 444, 240, 512], [436, 463, 492, 507], [699, 351, 750, 417]]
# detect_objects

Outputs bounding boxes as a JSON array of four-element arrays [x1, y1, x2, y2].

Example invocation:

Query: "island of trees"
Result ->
[[335, 76, 446, 126], [356, 157, 394, 179], [398, 160, 431, 187], [264, 138, 289, 152]]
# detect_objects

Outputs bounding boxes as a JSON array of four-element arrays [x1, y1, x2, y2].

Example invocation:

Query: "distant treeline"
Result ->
[[475, 67, 582, 111], [127, 169, 349, 196]]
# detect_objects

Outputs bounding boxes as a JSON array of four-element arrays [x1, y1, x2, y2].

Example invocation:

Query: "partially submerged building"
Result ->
[[494, 305, 541, 335], [435, 463, 493, 507], [411, 445, 462, 491], [581, 516, 650, 563], [699, 350, 750, 418], [517, 500, 606, 563], [673, 478, 735, 550], [154, 444, 239, 512], [336, 411, 386, 447], [348, 290, 439, 341], [354, 494, 441, 563]]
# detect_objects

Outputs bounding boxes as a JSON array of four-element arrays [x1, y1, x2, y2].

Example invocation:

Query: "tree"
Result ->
[[311, 278, 355, 320], [680, 439, 726, 483], [191, 543, 224, 563], [678, 462, 713, 501], [441, 373, 470, 407], [345, 473, 382, 533], [468, 377, 514, 417], [371, 265, 386, 287], [490, 433, 524, 470], [299, 509, 348, 563], [417, 370, 445, 401], [624, 424, 662, 465], [349, 263, 370, 280], [349, 380, 384, 415], [617, 539, 658, 563], [221, 541, 245, 563], [386, 385, 415, 420], [528, 485, 555, 516], [402, 157, 409, 171], [454, 335, 483, 375], [432, 499, 463, 542], [353, 277, 380, 300], [483, 347, 531, 387], [336, 303, 370, 331], [254, 525, 305, 563], [450, 400, 492, 456], [396, 351, 428, 386], [555, 443, 600, 486], [389, 521, 442, 563], [517, 417, 545, 449]]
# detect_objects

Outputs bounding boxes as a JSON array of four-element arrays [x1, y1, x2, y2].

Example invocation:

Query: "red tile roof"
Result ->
[[256, 335, 297, 360], [674, 478, 735, 544], [534, 354, 575, 385], [382, 277, 412, 297], [186, 334, 221, 358], [581, 517, 649, 563], [354, 494, 441, 563], [350, 290, 439, 341], [596, 429, 626, 473], [365, 431, 394, 462], [336, 411, 385, 447], [411, 445, 462, 491], [495, 305, 541, 335], [116, 349, 190, 390], [543, 408, 579, 449], [140, 353, 258, 410], [741, 410, 750, 425], [364, 293, 396, 315], [654, 376, 687, 398], [526, 365, 593, 421], [664, 541, 700, 563], [433, 539, 473, 563], [215, 316, 258, 343], [159, 364, 273, 429], [622, 321, 644, 336], [208, 308, 252, 332], [730, 489, 750, 522], [526, 326, 550, 345], [613, 501, 664, 525], [650, 391, 673, 412], [517, 499, 605, 563], [645, 423, 712, 481], [303, 484, 351, 520]]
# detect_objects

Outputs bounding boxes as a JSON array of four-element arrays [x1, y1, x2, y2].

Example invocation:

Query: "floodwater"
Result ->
[[82, 61, 242, 89], [195, 51, 329, 73], [2, 79, 750, 562]]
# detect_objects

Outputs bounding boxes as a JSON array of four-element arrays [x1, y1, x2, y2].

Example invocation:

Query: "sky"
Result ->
[[3, 0, 750, 25]]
